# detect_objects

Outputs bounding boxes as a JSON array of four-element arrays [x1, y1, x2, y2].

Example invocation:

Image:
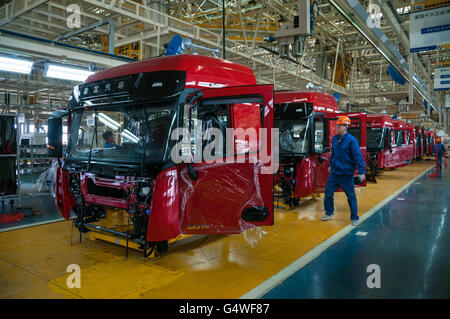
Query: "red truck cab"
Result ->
[[47, 54, 275, 255], [426, 129, 437, 155], [414, 125, 424, 159], [365, 115, 414, 179], [273, 91, 366, 207], [389, 119, 414, 168], [405, 123, 416, 161], [365, 115, 394, 178], [420, 127, 428, 156]]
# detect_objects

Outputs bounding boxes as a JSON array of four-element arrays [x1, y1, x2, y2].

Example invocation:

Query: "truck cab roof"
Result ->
[[367, 114, 395, 128], [86, 54, 257, 87], [274, 91, 339, 113]]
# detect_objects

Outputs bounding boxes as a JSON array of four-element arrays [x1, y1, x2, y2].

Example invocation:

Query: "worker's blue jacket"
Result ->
[[433, 143, 446, 157], [329, 132, 366, 176]]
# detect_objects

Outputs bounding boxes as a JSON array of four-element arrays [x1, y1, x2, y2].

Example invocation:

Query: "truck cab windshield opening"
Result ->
[[275, 102, 312, 155], [67, 101, 177, 165]]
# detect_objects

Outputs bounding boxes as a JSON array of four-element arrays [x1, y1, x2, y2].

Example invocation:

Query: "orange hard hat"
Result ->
[[436, 138, 441, 143], [337, 116, 351, 125]]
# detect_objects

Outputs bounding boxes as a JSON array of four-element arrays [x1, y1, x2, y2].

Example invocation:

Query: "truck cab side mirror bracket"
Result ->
[[187, 163, 198, 180], [179, 88, 203, 181], [47, 110, 68, 158]]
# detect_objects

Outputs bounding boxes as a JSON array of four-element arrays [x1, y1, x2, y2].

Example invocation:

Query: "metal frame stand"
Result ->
[[0, 114, 20, 212]]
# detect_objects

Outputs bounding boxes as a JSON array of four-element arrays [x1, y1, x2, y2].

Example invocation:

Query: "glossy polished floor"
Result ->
[[0, 160, 443, 298], [0, 173, 66, 231], [263, 161, 449, 298]]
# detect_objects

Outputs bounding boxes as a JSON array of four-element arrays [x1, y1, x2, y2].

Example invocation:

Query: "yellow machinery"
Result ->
[[85, 208, 195, 259], [274, 184, 321, 209], [330, 53, 353, 88], [101, 35, 141, 60]]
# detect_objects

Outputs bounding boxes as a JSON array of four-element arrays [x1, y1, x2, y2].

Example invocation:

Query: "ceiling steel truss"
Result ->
[[0, 0, 447, 127]]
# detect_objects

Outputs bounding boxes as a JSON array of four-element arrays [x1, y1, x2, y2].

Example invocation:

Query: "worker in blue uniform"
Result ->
[[103, 131, 120, 148], [321, 116, 366, 226], [433, 138, 447, 168]]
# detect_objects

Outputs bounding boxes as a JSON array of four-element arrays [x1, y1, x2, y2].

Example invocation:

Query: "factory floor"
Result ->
[[0, 160, 446, 299], [262, 161, 449, 298], [0, 173, 66, 231], [0, 195, 63, 231]]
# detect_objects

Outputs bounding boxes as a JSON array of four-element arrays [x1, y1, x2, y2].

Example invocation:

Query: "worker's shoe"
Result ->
[[321, 213, 333, 221], [351, 220, 359, 226]]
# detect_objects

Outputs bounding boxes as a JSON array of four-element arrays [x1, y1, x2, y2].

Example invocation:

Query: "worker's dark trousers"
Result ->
[[437, 155, 443, 166], [324, 173, 358, 220]]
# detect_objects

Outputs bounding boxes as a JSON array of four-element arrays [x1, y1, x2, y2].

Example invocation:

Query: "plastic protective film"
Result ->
[[178, 158, 270, 247], [22, 160, 58, 196], [42, 160, 58, 195]]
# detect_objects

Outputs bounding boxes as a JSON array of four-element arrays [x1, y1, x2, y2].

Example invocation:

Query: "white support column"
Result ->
[[309, 46, 313, 83], [379, 62, 383, 92], [156, 26, 160, 56], [250, 0, 265, 57], [332, 39, 340, 84], [408, 53, 414, 113], [428, 60, 433, 116], [237, 0, 249, 48], [444, 109, 450, 134], [273, 59, 277, 87], [350, 53, 356, 103], [109, 19, 115, 54], [439, 91, 444, 128]]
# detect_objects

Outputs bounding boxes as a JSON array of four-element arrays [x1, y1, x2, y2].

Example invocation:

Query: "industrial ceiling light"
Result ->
[[94, 113, 120, 131], [121, 129, 140, 143], [45, 63, 94, 82], [0, 56, 33, 74]]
